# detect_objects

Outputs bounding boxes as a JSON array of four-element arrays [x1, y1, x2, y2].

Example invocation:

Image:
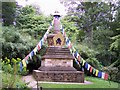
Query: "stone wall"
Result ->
[[33, 70, 84, 83], [41, 59, 73, 67]]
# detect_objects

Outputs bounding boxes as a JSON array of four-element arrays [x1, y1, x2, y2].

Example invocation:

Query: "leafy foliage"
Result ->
[[16, 5, 52, 40], [2, 57, 28, 75], [2, 26, 37, 59], [61, 1, 120, 82], [1, 57, 30, 89], [2, 72, 29, 89], [2, 2, 17, 26]]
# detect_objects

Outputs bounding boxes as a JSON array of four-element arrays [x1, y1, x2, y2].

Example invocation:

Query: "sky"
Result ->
[[16, 0, 66, 16]]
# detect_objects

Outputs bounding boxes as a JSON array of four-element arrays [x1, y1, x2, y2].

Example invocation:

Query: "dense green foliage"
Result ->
[[16, 5, 52, 40], [2, 5, 50, 69], [2, 72, 29, 89], [60, 1, 120, 82], [1, 1, 120, 86], [1, 57, 28, 75], [1, 57, 29, 89], [2, 26, 37, 59], [2, 2, 17, 26]]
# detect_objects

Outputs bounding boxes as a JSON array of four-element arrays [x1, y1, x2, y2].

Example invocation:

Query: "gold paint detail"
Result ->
[[53, 32, 64, 46]]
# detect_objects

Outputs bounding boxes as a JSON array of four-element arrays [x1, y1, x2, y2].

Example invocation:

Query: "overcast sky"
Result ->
[[16, 0, 66, 16]]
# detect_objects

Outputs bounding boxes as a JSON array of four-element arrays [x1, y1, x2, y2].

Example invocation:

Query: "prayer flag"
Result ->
[[37, 44, 41, 51], [104, 73, 109, 80], [64, 32, 66, 37], [77, 55, 81, 62], [22, 59, 27, 67], [102, 72, 105, 79], [74, 51, 77, 58], [82, 60, 85, 66], [66, 38, 69, 45], [85, 62, 88, 69], [75, 58, 79, 65], [25, 55, 28, 60], [68, 42, 72, 49], [76, 53, 80, 59], [25, 59, 28, 64], [44, 34, 47, 41], [29, 53, 32, 60], [19, 62, 23, 72], [33, 47, 37, 55], [95, 70, 99, 76], [41, 39, 43, 45], [82, 67, 84, 71], [80, 58, 83, 64], [90, 66, 93, 73], [70, 49, 72, 53], [98, 71, 102, 78], [72, 47, 76, 52], [93, 68, 96, 75], [87, 64, 91, 71], [31, 51, 34, 57]]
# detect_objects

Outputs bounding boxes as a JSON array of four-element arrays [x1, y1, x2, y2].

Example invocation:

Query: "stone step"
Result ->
[[46, 52, 71, 55], [47, 47, 69, 51], [39, 66, 77, 71], [47, 50, 70, 53], [47, 50, 70, 52], [42, 55, 74, 59]]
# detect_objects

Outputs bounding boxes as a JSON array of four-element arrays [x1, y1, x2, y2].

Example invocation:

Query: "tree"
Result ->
[[16, 5, 52, 39], [61, 0, 120, 66], [61, 1, 117, 46], [2, 2, 17, 26]]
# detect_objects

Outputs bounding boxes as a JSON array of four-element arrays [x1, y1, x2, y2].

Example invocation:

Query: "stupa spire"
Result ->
[[53, 11, 61, 34]]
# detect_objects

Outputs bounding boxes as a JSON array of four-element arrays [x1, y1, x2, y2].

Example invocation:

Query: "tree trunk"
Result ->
[[85, 27, 93, 48]]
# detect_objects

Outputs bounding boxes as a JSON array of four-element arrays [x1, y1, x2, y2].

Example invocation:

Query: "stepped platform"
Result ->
[[33, 70, 84, 83], [33, 47, 84, 83]]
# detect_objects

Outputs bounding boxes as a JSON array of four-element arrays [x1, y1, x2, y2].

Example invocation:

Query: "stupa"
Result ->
[[33, 11, 84, 83]]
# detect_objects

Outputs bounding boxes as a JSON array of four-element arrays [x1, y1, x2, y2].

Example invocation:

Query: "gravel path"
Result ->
[[22, 75, 38, 89]]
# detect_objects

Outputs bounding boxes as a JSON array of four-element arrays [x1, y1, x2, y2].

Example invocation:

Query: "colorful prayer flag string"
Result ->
[[21, 20, 54, 70], [61, 25, 109, 80]]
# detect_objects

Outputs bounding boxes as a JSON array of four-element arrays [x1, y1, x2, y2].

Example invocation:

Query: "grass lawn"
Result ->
[[39, 76, 119, 89]]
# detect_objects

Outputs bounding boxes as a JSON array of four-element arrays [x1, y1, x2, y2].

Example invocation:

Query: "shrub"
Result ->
[[2, 57, 28, 75], [2, 72, 30, 89]]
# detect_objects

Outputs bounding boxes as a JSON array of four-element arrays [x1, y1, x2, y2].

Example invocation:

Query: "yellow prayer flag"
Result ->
[[72, 47, 76, 52], [22, 59, 27, 67], [33, 47, 37, 55], [95, 70, 99, 76], [82, 60, 85, 66]]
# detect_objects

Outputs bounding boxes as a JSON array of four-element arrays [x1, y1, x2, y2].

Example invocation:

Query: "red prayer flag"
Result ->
[[37, 44, 41, 51], [64, 32, 66, 37], [90, 66, 93, 73], [68, 43, 72, 49], [25, 55, 28, 60], [104, 73, 109, 80]]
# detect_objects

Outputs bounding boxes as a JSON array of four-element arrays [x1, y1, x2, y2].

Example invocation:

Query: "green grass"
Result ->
[[39, 77, 119, 88]]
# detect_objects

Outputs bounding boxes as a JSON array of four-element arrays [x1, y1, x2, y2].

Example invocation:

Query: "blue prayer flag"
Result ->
[[85, 62, 88, 69], [98, 71, 102, 78], [19, 62, 23, 72], [74, 51, 78, 58], [31, 51, 34, 57], [66, 38, 69, 45]]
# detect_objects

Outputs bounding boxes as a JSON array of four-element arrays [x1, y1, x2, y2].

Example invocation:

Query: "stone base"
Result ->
[[33, 70, 84, 83]]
